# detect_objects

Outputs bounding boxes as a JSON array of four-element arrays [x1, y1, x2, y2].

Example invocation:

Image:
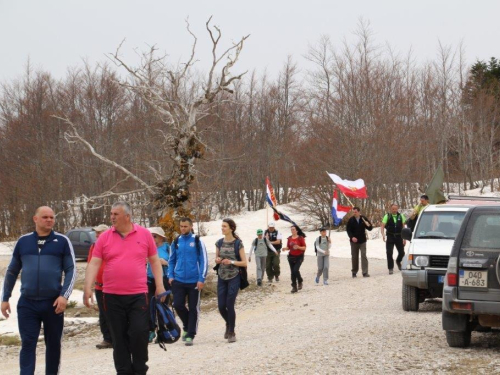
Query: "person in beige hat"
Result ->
[[146, 226, 170, 343], [87, 224, 112, 349]]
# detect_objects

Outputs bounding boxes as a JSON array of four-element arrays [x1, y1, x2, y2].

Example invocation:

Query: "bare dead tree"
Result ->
[[54, 18, 249, 234]]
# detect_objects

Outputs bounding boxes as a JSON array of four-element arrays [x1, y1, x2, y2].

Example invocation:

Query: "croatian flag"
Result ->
[[332, 190, 351, 226], [266, 177, 278, 207], [327, 173, 368, 199]]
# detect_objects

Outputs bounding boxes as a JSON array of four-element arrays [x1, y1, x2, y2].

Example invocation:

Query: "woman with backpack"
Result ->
[[282, 225, 307, 293], [315, 227, 332, 286], [215, 218, 247, 343]]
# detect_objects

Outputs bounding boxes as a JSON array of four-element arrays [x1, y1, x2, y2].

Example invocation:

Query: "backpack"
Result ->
[[150, 291, 181, 350], [314, 236, 329, 256], [172, 234, 201, 254], [215, 238, 249, 290]]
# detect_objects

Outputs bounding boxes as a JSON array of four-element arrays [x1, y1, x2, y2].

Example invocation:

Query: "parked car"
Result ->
[[401, 195, 500, 312], [442, 205, 500, 347], [66, 227, 96, 259]]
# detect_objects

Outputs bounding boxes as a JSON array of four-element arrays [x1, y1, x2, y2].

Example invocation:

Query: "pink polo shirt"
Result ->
[[92, 223, 157, 295]]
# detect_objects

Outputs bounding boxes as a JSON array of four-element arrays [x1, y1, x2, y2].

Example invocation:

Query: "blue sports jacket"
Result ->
[[167, 233, 208, 284], [147, 242, 170, 279], [1, 231, 76, 302]]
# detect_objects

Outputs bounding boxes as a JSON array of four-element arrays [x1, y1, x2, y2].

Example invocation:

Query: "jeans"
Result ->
[[316, 254, 330, 281], [386, 235, 405, 270], [255, 255, 266, 281], [217, 274, 241, 332], [17, 296, 64, 375], [104, 293, 150, 375], [171, 281, 200, 339], [288, 255, 304, 287]]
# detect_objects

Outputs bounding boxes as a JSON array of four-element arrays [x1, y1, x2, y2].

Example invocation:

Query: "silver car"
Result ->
[[442, 206, 500, 347]]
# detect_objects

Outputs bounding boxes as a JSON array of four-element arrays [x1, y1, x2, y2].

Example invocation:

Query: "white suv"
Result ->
[[401, 204, 470, 311]]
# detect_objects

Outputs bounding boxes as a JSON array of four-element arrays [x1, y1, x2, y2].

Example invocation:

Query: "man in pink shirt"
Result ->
[[84, 201, 166, 375]]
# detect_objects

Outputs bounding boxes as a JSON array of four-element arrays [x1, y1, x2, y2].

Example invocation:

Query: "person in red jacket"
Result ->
[[86, 224, 112, 349], [282, 225, 307, 293]]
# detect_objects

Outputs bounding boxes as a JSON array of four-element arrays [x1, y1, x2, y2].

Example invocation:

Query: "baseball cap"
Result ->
[[257, 229, 264, 235], [92, 224, 109, 232], [320, 227, 327, 232], [148, 227, 166, 238], [268, 222, 275, 227]]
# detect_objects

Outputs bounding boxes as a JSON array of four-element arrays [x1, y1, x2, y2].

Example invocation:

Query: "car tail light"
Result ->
[[447, 273, 457, 286], [451, 302, 472, 311]]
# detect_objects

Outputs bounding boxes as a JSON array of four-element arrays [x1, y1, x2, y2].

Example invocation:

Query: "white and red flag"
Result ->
[[327, 173, 368, 199]]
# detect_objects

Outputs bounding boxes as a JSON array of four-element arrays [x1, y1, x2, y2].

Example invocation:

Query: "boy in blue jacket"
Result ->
[[168, 217, 208, 346]]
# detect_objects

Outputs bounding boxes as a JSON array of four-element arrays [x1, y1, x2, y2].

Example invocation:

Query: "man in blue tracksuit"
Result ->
[[168, 217, 208, 346], [1, 206, 76, 375]]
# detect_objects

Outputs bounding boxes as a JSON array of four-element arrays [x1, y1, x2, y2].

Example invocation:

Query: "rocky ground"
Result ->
[[2, 256, 500, 374]]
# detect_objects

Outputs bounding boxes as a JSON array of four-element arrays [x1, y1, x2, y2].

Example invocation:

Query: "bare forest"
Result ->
[[1, 22, 499, 239]]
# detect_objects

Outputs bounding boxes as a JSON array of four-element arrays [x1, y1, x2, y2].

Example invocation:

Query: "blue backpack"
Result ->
[[150, 291, 181, 350]]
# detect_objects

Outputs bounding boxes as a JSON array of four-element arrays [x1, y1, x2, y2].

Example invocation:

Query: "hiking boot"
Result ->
[[228, 332, 237, 343], [224, 326, 229, 339], [181, 331, 188, 342], [275, 276, 279, 282], [396, 261, 402, 271], [96, 341, 112, 349], [148, 331, 155, 343], [352, 273, 357, 278], [363, 273, 370, 278], [323, 280, 329, 286], [315, 276, 320, 285], [389, 269, 394, 275], [268, 278, 273, 283], [257, 279, 262, 286], [185, 337, 194, 346], [298, 282, 303, 290], [291, 286, 298, 293]]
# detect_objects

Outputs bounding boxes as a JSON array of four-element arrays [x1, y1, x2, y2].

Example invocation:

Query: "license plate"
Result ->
[[438, 275, 445, 284], [459, 269, 488, 288]]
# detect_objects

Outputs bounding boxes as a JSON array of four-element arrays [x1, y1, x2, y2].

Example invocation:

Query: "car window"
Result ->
[[462, 213, 500, 249], [69, 232, 80, 242], [80, 232, 91, 243], [415, 211, 467, 239], [89, 231, 96, 242]]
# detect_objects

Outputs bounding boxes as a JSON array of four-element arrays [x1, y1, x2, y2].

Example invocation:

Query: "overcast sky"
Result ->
[[0, 0, 498, 82]]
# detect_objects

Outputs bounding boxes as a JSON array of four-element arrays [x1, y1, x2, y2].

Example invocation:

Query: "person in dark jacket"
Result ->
[[346, 207, 373, 278], [1, 206, 76, 375], [380, 204, 406, 275]]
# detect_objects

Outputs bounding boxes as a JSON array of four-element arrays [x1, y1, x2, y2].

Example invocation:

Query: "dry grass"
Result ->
[[0, 334, 21, 346]]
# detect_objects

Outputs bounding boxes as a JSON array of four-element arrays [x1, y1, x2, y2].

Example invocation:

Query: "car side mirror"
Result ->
[[84, 240, 91, 244], [401, 228, 412, 242]]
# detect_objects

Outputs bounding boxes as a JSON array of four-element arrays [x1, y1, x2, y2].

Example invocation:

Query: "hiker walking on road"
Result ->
[[87, 224, 112, 350], [381, 204, 406, 275], [315, 227, 332, 285], [1, 206, 76, 375], [215, 218, 247, 343], [407, 195, 429, 230], [168, 218, 208, 347], [282, 225, 307, 293], [248, 229, 277, 286], [346, 207, 373, 278], [146, 227, 171, 343], [265, 222, 282, 282], [84, 201, 166, 375]]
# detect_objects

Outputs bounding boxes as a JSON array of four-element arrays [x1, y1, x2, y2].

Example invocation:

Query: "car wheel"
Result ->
[[402, 283, 419, 311], [445, 330, 471, 348]]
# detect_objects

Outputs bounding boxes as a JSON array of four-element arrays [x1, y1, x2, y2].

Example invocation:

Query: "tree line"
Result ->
[[1, 22, 499, 239]]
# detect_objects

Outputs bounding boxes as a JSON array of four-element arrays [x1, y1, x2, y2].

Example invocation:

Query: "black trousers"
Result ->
[[95, 290, 112, 343], [171, 281, 200, 339], [386, 235, 405, 270], [104, 293, 149, 375], [288, 255, 304, 287], [147, 277, 170, 331]]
